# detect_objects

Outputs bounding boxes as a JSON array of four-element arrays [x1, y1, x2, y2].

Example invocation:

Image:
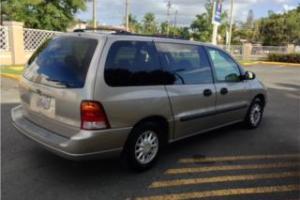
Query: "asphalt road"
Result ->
[[1, 64, 300, 200]]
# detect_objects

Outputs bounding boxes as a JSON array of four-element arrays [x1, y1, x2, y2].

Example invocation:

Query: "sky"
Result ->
[[76, 0, 300, 27]]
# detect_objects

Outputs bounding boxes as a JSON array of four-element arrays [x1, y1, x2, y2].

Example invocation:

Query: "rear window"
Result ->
[[24, 36, 97, 88]]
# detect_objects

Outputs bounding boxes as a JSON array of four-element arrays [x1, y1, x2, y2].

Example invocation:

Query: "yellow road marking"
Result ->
[[179, 154, 300, 164], [150, 171, 300, 188], [166, 162, 300, 174], [136, 184, 300, 200]]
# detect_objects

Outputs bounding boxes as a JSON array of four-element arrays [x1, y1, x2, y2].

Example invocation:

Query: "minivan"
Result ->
[[11, 31, 267, 171]]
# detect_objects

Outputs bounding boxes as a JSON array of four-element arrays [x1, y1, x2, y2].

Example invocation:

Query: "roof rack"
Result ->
[[113, 33, 186, 40], [73, 25, 131, 34], [73, 28, 187, 40]]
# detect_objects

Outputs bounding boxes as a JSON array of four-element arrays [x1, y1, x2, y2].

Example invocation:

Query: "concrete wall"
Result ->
[[0, 21, 26, 65]]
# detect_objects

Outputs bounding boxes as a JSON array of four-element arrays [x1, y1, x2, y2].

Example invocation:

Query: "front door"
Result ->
[[206, 47, 250, 126], [155, 41, 216, 140]]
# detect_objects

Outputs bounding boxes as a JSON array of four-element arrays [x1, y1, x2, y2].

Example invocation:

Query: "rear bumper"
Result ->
[[11, 105, 132, 160]]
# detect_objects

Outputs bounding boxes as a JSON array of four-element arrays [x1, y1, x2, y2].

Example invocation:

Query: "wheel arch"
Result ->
[[254, 94, 266, 107], [125, 115, 170, 148]]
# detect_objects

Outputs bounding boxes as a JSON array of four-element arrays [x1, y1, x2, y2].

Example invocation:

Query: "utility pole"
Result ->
[[92, 0, 97, 29], [125, 0, 130, 31], [211, 1, 218, 45], [212, 23, 218, 45], [227, 0, 234, 49], [174, 10, 178, 27], [166, 0, 172, 35]]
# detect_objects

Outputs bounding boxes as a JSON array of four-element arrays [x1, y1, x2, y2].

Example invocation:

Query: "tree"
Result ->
[[218, 11, 229, 44], [142, 13, 158, 35], [2, 0, 86, 31], [190, 0, 228, 43], [177, 27, 191, 39], [160, 21, 169, 35], [258, 6, 300, 45], [128, 14, 142, 33], [190, 13, 212, 42], [245, 9, 255, 29]]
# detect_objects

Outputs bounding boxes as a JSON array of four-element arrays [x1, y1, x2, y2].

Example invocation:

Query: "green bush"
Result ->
[[268, 53, 300, 63]]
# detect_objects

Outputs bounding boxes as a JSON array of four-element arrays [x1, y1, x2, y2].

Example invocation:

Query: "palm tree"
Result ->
[[142, 12, 158, 35], [128, 14, 142, 33]]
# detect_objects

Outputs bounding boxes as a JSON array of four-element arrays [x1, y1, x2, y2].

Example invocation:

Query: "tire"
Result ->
[[123, 121, 162, 171], [244, 98, 264, 129]]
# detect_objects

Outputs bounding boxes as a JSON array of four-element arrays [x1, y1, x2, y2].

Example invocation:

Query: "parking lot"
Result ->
[[1, 64, 300, 200]]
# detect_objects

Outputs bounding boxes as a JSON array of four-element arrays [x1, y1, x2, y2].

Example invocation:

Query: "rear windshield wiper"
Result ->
[[45, 78, 77, 88]]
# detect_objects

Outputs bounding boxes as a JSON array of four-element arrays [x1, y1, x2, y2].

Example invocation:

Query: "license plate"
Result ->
[[30, 94, 55, 118]]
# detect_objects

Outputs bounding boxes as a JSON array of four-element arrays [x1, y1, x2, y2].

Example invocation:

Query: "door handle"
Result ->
[[203, 89, 212, 97], [220, 88, 228, 95]]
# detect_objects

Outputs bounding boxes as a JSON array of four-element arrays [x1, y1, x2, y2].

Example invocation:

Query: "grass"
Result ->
[[0, 65, 24, 80], [0, 65, 24, 75]]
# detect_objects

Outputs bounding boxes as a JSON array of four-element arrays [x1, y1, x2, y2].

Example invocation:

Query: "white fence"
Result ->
[[0, 26, 9, 51], [219, 45, 243, 60], [250, 45, 288, 60], [23, 28, 60, 52]]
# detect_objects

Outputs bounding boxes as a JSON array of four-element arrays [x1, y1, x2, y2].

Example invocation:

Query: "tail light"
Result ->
[[80, 101, 110, 130]]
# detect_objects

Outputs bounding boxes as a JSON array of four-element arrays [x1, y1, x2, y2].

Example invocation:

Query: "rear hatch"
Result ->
[[19, 35, 98, 138]]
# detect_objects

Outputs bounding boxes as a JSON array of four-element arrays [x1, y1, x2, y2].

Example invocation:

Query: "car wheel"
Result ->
[[245, 98, 264, 129], [124, 122, 161, 171]]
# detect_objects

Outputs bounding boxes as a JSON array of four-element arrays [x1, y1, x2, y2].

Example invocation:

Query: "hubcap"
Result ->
[[135, 131, 159, 164], [250, 104, 262, 126]]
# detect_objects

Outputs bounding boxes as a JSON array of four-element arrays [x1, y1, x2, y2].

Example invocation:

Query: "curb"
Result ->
[[0, 74, 21, 81], [242, 62, 259, 66], [259, 61, 300, 66], [242, 61, 300, 66]]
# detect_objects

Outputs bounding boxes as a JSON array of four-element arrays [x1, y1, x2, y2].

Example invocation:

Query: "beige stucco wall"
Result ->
[[4, 21, 26, 65], [0, 51, 13, 65]]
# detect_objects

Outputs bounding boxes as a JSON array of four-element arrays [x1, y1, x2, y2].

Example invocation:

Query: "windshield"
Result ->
[[24, 36, 98, 88]]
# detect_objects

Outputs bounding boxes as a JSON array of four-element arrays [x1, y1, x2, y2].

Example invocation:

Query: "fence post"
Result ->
[[4, 21, 26, 65], [242, 43, 252, 60], [287, 44, 295, 54]]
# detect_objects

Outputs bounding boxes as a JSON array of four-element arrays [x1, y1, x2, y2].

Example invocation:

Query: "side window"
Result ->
[[207, 48, 241, 82], [155, 43, 213, 85], [105, 41, 169, 86]]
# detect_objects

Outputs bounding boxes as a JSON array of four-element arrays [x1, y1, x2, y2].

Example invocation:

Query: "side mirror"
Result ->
[[244, 71, 256, 80]]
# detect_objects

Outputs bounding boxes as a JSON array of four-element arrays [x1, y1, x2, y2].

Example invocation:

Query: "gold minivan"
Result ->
[[11, 32, 267, 171]]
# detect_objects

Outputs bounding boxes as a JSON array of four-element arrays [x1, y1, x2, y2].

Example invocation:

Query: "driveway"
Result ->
[[1, 64, 300, 200]]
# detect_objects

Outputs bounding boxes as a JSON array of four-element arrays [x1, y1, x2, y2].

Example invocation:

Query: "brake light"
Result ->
[[80, 101, 110, 130]]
